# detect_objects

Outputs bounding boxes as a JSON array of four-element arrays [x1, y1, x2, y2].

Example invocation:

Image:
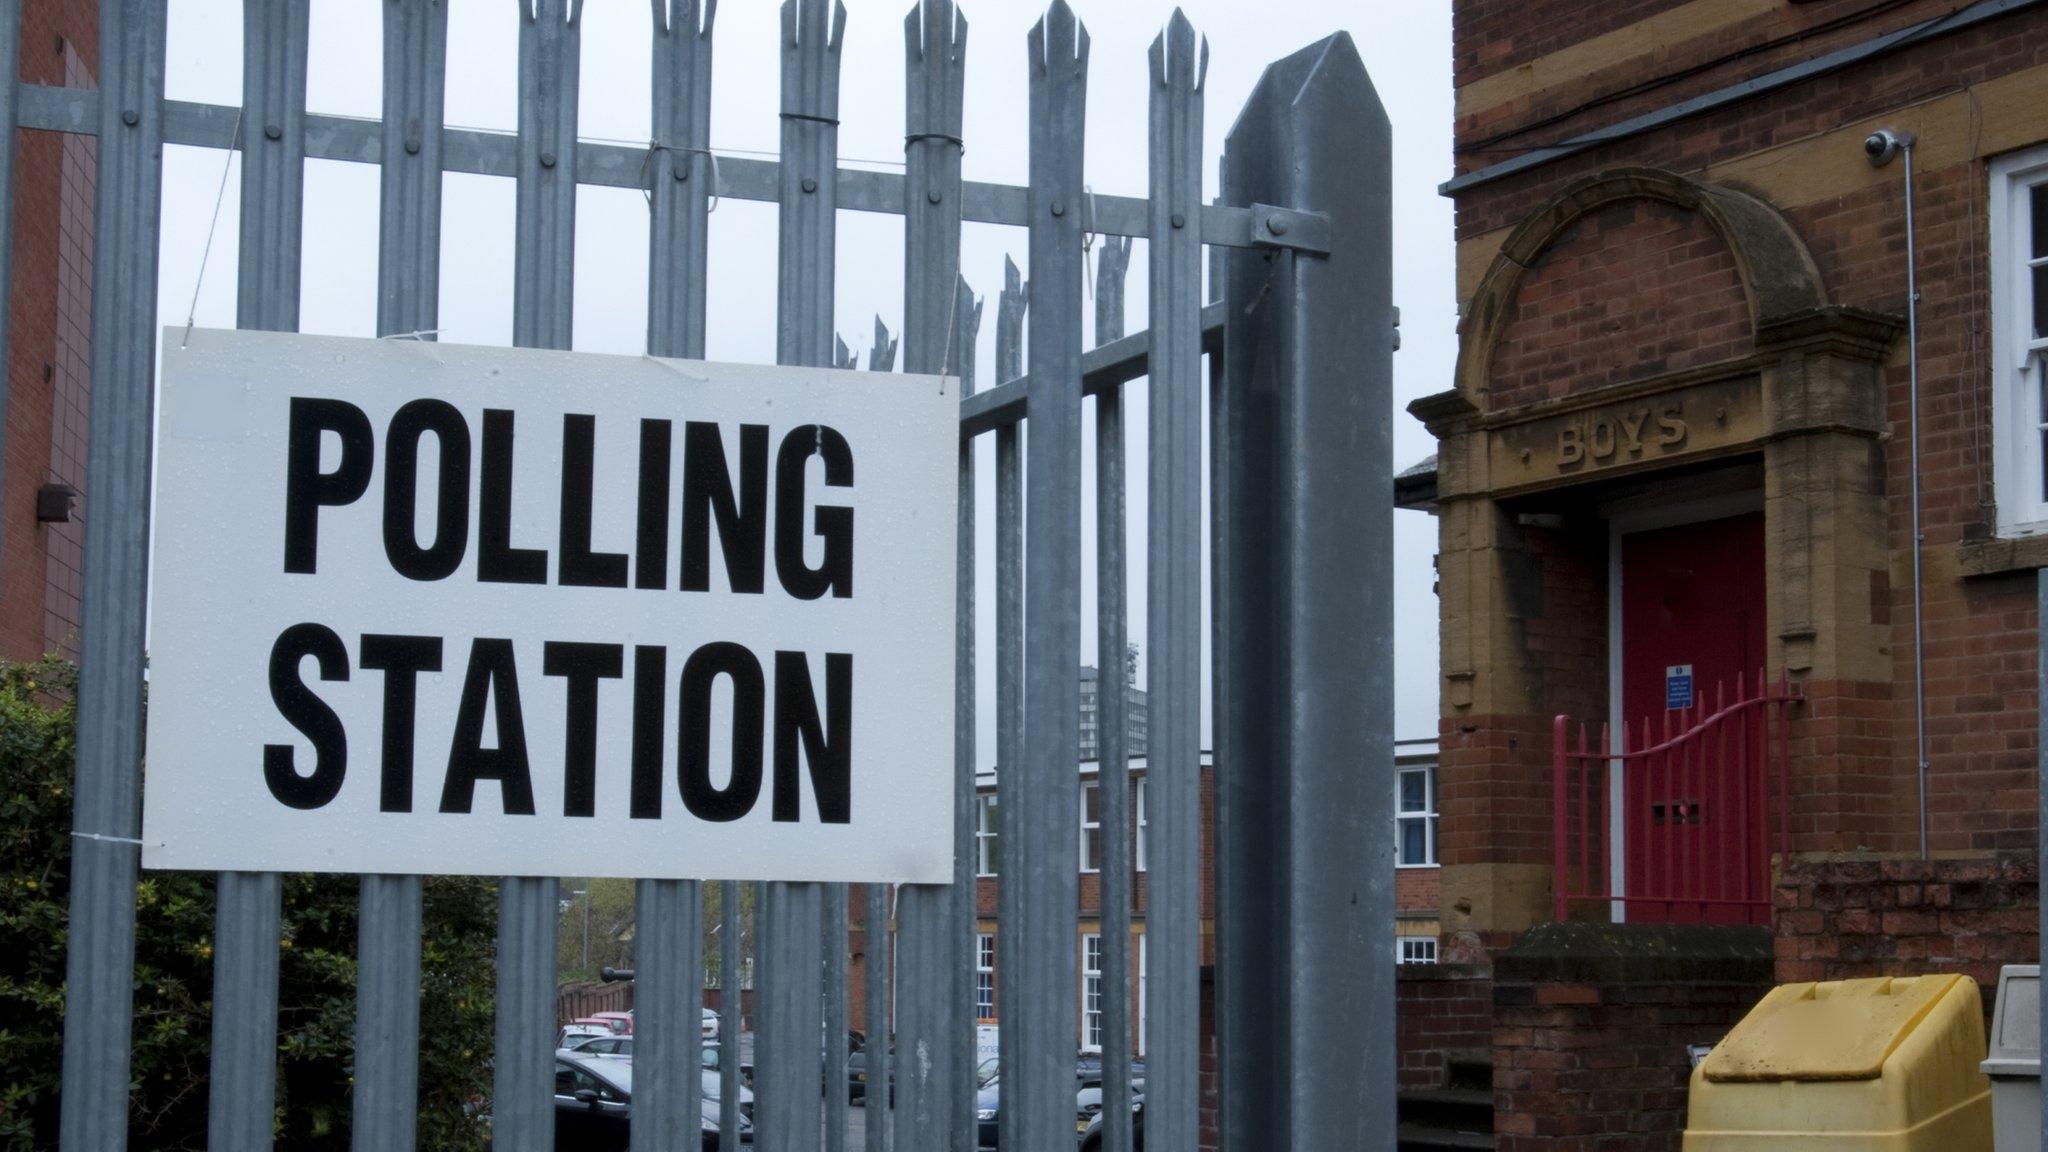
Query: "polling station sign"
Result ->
[[142, 329, 956, 883]]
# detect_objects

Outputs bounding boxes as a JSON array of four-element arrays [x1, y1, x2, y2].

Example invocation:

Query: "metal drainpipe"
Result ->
[[1868, 128, 1928, 858]]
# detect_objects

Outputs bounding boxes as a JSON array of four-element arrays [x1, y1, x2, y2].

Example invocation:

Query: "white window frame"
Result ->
[[1135, 778, 1148, 872], [1396, 764, 1438, 868], [1397, 935, 1438, 965], [1079, 782, 1102, 873], [1080, 933, 1104, 1052], [1137, 932, 1148, 1057], [1991, 142, 2048, 536], [975, 793, 999, 877], [975, 933, 996, 1022]]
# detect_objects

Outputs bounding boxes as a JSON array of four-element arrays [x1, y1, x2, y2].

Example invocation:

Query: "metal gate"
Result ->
[[1552, 672, 1797, 926], [29, 1, 1393, 1149]]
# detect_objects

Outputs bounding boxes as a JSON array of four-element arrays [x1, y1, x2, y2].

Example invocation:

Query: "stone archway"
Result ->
[[1453, 167, 1833, 411]]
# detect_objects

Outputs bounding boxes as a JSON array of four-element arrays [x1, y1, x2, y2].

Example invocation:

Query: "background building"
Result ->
[[0, 0, 97, 665], [1077, 660, 1148, 762], [1400, 0, 2048, 1143]]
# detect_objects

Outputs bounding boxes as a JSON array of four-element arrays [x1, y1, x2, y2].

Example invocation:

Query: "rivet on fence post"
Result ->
[[120, 108, 137, 126]]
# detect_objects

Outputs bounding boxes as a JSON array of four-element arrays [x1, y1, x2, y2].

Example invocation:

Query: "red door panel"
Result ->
[[1618, 512, 1766, 924]]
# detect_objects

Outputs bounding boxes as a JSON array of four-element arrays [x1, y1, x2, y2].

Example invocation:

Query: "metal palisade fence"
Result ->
[[31, 1, 1394, 1149]]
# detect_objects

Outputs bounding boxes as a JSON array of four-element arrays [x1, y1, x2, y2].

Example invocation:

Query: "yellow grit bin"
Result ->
[[1684, 974, 1993, 1151]]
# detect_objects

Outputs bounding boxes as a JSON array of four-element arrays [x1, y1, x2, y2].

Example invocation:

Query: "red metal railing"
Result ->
[[1552, 670, 1798, 926]]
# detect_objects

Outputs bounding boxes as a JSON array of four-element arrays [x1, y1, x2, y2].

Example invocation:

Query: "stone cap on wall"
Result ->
[[1494, 921, 1774, 986]]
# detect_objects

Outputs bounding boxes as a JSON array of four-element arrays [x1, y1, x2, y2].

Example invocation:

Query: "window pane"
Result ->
[[1401, 818, 1426, 865], [2033, 182, 2047, 259], [1084, 826, 1103, 871], [1399, 770, 1426, 813], [2033, 262, 2047, 339], [1084, 783, 1101, 822], [989, 831, 1001, 876]]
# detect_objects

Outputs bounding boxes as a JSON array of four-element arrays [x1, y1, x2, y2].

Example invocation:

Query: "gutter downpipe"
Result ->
[[1874, 129, 1930, 860], [1904, 139, 1928, 861]]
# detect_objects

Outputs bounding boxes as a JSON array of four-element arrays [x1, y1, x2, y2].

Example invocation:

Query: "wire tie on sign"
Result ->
[[73, 830, 146, 847], [182, 106, 244, 350], [380, 329, 442, 341]]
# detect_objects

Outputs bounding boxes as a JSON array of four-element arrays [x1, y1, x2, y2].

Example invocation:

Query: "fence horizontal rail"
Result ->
[[958, 299, 1224, 435], [14, 82, 1305, 247]]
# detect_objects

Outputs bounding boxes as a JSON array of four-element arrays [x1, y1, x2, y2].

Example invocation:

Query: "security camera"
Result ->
[[1864, 129, 1913, 167]]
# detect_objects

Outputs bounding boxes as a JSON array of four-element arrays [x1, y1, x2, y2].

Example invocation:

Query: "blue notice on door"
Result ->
[[1665, 664, 1694, 710]]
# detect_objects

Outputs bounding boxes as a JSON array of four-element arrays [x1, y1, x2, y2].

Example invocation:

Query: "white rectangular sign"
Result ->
[[143, 329, 956, 883]]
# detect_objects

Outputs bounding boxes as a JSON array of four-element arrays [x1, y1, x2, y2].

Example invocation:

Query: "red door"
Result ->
[[1619, 512, 1766, 924]]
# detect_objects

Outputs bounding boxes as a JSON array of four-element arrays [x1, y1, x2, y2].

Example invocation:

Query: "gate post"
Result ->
[[1215, 32, 1393, 1151]]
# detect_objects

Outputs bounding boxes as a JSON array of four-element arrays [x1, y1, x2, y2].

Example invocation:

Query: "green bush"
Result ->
[[0, 657, 497, 1150]]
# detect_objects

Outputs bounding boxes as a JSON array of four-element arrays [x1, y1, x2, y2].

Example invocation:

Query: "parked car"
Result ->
[[567, 1033, 632, 1058], [558, 1023, 611, 1050], [972, 1058, 1147, 1149], [589, 1010, 635, 1035], [844, 1047, 896, 1106], [1076, 1094, 1143, 1151], [703, 1007, 721, 1040], [700, 1042, 755, 1088], [552, 1052, 748, 1150]]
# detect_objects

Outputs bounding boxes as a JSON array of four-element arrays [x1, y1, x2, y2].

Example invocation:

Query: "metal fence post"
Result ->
[[1143, 16, 1204, 1152], [1092, 228, 1135, 1152], [353, 8, 445, 1149], [209, 4, 309, 1149], [58, 3, 166, 1148], [637, 5, 716, 1150], [497, 5, 583, 1151], [991, 255, 1025, 1152], [893, 4, 967, 1148], [1008, 6, 1087, 1151], [760, 5, 844, 1151], [1216, 30, 1393, 1151]]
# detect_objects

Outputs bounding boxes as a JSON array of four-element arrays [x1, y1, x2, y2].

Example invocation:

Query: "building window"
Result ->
[[1398, 935, 1438, 965], [975, 794, 1000, 877], [1993, 142, 2048, 535], [1080, 783, 1103, 872], [1397, 765, 1438, 867], [1080, 933, 1104, 1051], [975, 933, 996, 1021], [1135, 778, 1148, 872]]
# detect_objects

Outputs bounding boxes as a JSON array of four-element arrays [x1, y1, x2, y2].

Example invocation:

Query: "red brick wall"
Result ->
[[1774, 855, 2040, 1005], [1398, 965, 1491, 1090], [1493, 976, 1762, 1151], [1396, 865, 1440, 914], [1487, 198, 1751, 411], [1, 4, 97, 664]]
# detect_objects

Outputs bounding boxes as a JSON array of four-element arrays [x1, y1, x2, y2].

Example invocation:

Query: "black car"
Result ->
[[1076, 1094, 1142, 1152], [553, 1052, 749, 1150], [972, 1059, 1144, 1149], [844, 1047, 896, 1106]]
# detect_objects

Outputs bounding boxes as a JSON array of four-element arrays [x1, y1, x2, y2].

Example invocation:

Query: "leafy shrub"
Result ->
[[0, 657, 497, 1150]]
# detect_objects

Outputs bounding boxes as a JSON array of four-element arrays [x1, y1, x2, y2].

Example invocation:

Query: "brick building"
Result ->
[[1400, 0, 2048, 1145], [1, 0, 97, 665], [847, 741, 1443, 1054]]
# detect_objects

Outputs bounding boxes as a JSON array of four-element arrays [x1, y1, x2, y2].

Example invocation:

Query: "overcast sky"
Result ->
[[154, 0, 1451, 765]]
